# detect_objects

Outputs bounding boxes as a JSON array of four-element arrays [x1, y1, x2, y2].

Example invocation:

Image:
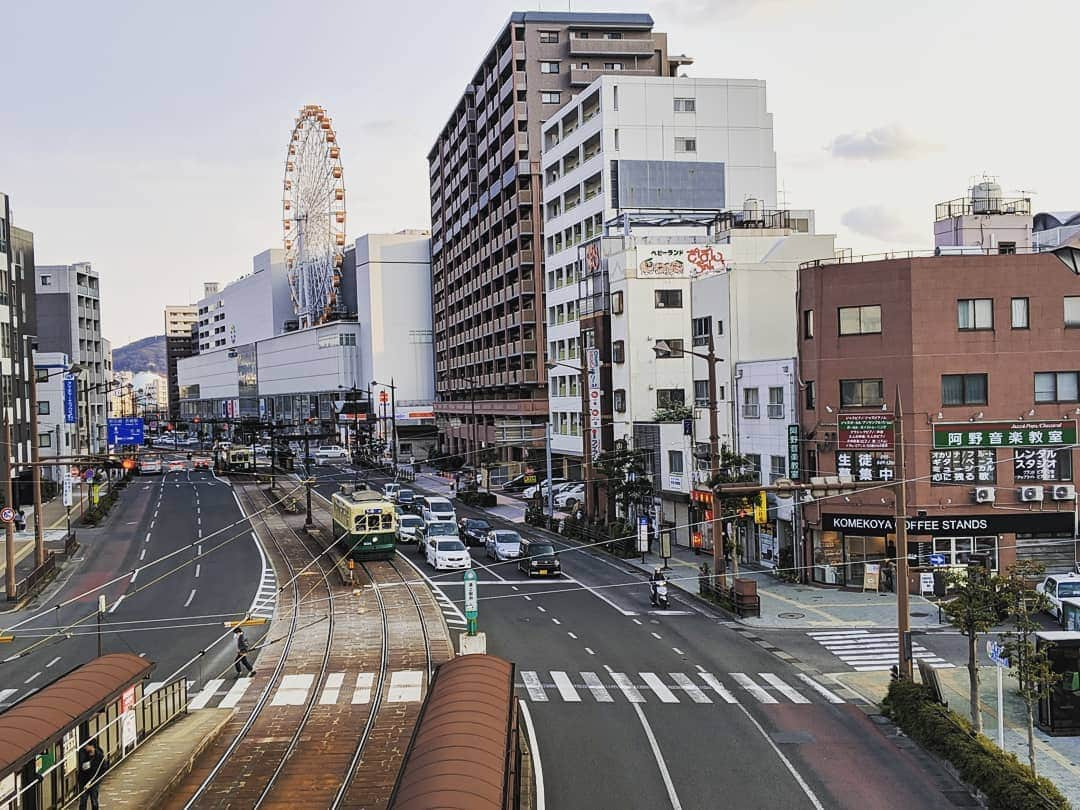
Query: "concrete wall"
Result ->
[[256, 322, 362, 397]]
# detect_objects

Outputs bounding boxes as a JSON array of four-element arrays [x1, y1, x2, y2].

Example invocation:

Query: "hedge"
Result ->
[[882, 679, 1070, 810]]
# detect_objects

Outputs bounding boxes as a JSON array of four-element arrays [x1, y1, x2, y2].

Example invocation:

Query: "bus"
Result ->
[[331, 486, 397, 561]]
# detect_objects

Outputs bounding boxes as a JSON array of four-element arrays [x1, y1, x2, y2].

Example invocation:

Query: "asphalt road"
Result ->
[[0, 465, 267, 707], [318, 464, 972, 809]]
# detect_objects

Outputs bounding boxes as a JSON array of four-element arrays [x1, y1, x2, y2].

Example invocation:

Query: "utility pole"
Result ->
[[389, 377, 398, 471], [97, 594, 106, 657], [707, 334, 725, 588], [303, 433, 313, 528], [3, 417, 13, 600], [581, 354, 595, 521], [27, 353, 45, 568], [545, 422, 554, 520], [894, 385, 913, 680], [81, 375, 92, 456]]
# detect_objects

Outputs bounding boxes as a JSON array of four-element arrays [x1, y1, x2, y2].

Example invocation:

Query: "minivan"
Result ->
[[422, 497, 456, 525], [518, 538, 561, 577]]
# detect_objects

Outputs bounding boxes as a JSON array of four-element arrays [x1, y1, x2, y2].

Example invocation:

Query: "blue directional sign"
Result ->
[[107, 417, 145, 446], [929, 553, 947, 566], [987, 640, 1009, 668], [63, 375, 77, 424]]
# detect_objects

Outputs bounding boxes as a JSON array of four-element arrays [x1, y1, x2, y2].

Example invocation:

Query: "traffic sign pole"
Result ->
[[464, 569, 478, 636], [987, 640, 1008, 748]]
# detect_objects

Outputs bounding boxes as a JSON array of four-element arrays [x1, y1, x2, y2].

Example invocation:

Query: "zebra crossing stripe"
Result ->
[[272, 674, 314, 706], [697, 672, 738, 704], [352, 673, 374, 704], [521, 671, 548, 702], [387, 671, 423, 703], [796, 673, 844, 704], [551, 671, 581, 702], [640, 673, 678, 704], [609, 672, 645, 703], [581, 671, 613, 702], [760, 673, 809, 704], [219, 677, 252, 708], [189, 679, 225, 710], [731, 673, 777, 704], [669, 672, 711, 704], [145, 681, 163, 695], [0, 688, 18, 705], [320, 673, 345, 704]]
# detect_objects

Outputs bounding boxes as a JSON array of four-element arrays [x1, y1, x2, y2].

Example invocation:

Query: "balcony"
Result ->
[[568, 37, 655, 57], [569, 67, 654, 86]]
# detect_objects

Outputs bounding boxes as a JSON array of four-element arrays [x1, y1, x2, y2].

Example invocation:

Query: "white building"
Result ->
[[196, 249, 292, 352], [33, 351, 79, 481], [540, 75, 777, 464], [933, 178, 1032, 251]]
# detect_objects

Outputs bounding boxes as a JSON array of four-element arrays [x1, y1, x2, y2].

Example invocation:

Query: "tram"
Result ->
[[219, 447, 252, 472], [331, 486, 398, 561]]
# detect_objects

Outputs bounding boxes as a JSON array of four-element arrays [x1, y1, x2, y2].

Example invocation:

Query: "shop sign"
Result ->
[[930, 449, 996, 485], [787, 424, 801, 480], [586, 348, 602, 461], [836, 450, 894, 482], [668, 474, 683, 489], [821, 511, 1075, 535], [1014, 447, 1072, 482], [637, 245, 729, 279], [933, 420, 1076, 450], [838, 414, 894, 451]]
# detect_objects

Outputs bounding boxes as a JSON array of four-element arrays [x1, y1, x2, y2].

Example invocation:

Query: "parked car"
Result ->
[[426, 537, 472, 572], [1037, 574, 1080, 620], [396, 489, 417, 511], [517, 538, 561, 577], [485, 529, 522, 561], [397, 514, 425, 543], [523, 478, 567, 500], [502, 472, 538, 493], [459, 518, 492, 546], [383, 482, 401, 501], [314, 445, 348, 460], [417, 520, 460, 556], [421, 497, 457, 525], [554, 483, 586, 510]]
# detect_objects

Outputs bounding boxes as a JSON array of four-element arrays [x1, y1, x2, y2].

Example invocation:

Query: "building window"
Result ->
[[613, 85, 618, 110], [40, 274, 51, 286], [840, 378, 884, 407], [742, 388, 760, 418], [669, 450, 684, 475], [805, 381, 816, 410], [673, 98, 696, 112], [657, 339, 684, 357], [1035, 371, 1080, 403], [768, 387, 784, 419], [540, 61, 560, 74], [39, 433, 52, 448], [744, 454, 761, 479], [541, 91, 562, 104], [614, 389, 626, 412], [1012, 297, 1029, 329], [655, 289, 683, 308], [998, 242, 1016, 255], [692, 316, 712, 347], [838, 305, 881, 335], [36, 401, 49, 415], [612, 340, 625, 364], [611, 291, 623, 314], [35, 369, 49, 382], [933, 536, 998, 569], [674, 137, 697, 153], [539, 30, 559, 43], [613, 128, 619, 150], [604, 62, 623, 70], [656, 388, 685, 409], [958, 298, 993, 330], [1066, 297, 1080, 328], [694, 380, 709, 406], [803, 309, 814, 339], [770, 455, 786, 483], [605, 31, 623, 39], [941, 373, 988, 406]]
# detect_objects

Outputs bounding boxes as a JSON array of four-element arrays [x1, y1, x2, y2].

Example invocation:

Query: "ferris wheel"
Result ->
[[283, 104, 347, 328]]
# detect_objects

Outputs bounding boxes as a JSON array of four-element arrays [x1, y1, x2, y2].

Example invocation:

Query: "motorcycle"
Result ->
[[650, 580, 669, 610]]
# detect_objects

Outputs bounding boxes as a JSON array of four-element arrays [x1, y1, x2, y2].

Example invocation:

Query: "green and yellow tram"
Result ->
[[331, 487, 397, 561]]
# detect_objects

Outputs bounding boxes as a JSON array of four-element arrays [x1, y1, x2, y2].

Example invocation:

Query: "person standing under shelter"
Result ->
[[233, 627, 255, 677], [77, 740, 107, 810]]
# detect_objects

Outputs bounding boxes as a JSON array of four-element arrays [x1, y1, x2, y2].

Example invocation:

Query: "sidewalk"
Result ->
[[0, 488, 93, 599]]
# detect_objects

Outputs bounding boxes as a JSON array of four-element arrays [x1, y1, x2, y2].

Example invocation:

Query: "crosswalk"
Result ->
[[187, 669, 427, 711], [251, 560, 276, 621], [516, 669, 848, 706], [807, 630, 956, 672]]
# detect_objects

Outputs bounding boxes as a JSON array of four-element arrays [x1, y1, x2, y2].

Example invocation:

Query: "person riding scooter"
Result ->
[[649, 566, 667, 607]]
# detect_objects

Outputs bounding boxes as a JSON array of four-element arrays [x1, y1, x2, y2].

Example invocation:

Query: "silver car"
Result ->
[[485, 529, 522, 561], [397, 514, 424, 543]]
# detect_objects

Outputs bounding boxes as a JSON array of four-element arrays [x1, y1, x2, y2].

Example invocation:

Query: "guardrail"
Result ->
[[12, 552, 56, 601], [699, 572, 761, 617]]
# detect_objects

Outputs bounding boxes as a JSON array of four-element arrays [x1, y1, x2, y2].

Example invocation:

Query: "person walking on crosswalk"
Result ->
[[233, 627, 255, 677]]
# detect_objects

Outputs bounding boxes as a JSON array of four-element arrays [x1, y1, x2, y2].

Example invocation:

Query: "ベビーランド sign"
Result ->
[[932, 420, 1076, 450]]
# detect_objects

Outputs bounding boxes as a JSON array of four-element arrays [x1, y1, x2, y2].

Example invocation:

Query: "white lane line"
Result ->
[[695, 664, 707, 673], [581, 671, 613, 702], [698, 672, 738, 704], [352, 673, 374, 704], [219, 677, 252, 709], [320, 673, 345, 704], [189, 679, 225, 710], [24, 671, 41, 684], [672, 647, 684, 656], [796, 673, 845, 704], [669, 672, 710, 704], [144, 532, 152, 543], [641, 672, 678, 704], [46, 657, 61, 668], [632, 618, 642, 625], [194, 564, 201, 578], [567, 631, 578, 639], [0, 688, 18, 704], [610, 672, 645, 703], [183, 589, 196, 608], [518, 701, 546, 810], [129, 570, 138, 583], [154, 510, 159, 518], [197, 544, 203, 555], [521, 671, 548, 702], [650, 632, 662, 640], [387, 670, 423, 702], [731, 673, 777, 704], [585, 647, 595, 656], [109, 594, 126, 614], [807, 630, 871, 638], [536, 605, 546, 613], [551, 671, 581, 702], [551, 618, 561, 625], [150, 521, 155, 530], [633, 703, 684, 810], [523, 595, 532, 601], [760, 673, 810, 704], [272, 674, 314, 706], [139, 549, 146, 561]]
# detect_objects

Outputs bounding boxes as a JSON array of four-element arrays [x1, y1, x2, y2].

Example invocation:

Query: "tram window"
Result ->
[[367, 515, 381, 530], [381, 514, 393, 529]]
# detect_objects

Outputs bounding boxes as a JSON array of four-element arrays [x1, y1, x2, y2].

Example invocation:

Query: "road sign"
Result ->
[[929, 553, 947, 566], [464, 569, 478, 636], [83, 468, 96, 483], [62, 476, 73, 507], [108, 417, 145, 446], [379, 390, 389, 404], [986, 640, 1009, 749], [637, 516, 649, 554], [0, 507, 14, 524], [987, 640, 1009, 668]]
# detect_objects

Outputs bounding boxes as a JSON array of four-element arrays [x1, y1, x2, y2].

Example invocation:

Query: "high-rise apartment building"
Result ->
[[428, 11, 691, 465], [164, 304, 197, 418]]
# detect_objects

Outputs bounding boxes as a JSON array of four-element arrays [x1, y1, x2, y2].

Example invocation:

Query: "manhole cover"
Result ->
[[777, 612, 805, 619], [911, 611, 929, 617]]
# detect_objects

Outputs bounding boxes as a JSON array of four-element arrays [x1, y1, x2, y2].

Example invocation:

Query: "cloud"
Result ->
[[655, 0, 800, 22], [827, 123, 941, 161], [840, 205, 921, 243], [359, 119, 397, 134]]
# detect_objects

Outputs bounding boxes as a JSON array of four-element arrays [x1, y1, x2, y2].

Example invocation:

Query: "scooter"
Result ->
[[650, 580, 669, 610]]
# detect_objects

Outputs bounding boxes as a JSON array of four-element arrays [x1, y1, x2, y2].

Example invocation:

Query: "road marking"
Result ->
[[641, 672, 678, 703], [672, 647, 684, 655], [551, 671, 581, 702], [669, 672, 710, 703], [523, 595, 532, 601], [760, 673, 810, 704], [109, 594, 126, 614], [551, 618, 561, 625], [352, 673, 374, 704], [150, 521, 155, 530], [536, 605, 546, 613], [650, 632, 662, 640], [521, 670, 548, 701], [130, 570, 138, 583], [387, 670, 423, 702], [633, 703, 683, 810], [219, 678, 252, 708], [585, 647, 595, 655], [731, 673, 777, 704], [695, 664, 707, 674], [139, 549, 146, 561], [518, 701, 546, 810], [567, 631, 577, 639], [154, 510, 159, 518], [146, 681, 163, 694], [24, 671, 41, 684], [194, 564, 201, 578], [197, 544, 203, 555], [183, 589, 196, 608], [189, 679, 225, 710], [698, 672, 738, 703], [796, 673, 845, 704], [320, 673, 345, 704], [0, 688, 17, 704], [144, 532, 152, 543], [46, 657, 60, 668], [610, 672, 645, 703], [272, 674, 314, 706], [632, 618, 642, 625], [581, 671, 613, 702]]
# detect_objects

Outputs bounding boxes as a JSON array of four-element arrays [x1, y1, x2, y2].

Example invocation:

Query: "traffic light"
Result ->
[[121, 458, 136, 472]]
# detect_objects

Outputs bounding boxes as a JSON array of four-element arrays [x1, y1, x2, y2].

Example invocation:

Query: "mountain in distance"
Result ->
[[112, 334, 166, 375]]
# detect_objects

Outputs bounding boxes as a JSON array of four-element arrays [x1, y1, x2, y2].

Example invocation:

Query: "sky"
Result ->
[[2, 0, 1077, 347]]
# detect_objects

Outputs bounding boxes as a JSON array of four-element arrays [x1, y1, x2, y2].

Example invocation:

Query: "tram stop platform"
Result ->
[[97, 708, 231, 808]]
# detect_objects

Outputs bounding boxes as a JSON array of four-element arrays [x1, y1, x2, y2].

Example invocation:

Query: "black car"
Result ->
[[396, 489, 417, 512], [459, 518, 492, 546], [517, 538, 561, 577], [501, 472, 538, 493]]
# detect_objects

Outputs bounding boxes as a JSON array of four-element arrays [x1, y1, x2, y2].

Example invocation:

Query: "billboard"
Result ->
[[837, 414, 895, 451], [587, 347, 602, 461], [63, 375, 77, 424]]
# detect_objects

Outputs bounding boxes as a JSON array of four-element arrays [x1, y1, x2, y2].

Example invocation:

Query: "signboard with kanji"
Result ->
[[838, 414, 894, 451], [1013, 448, 1073, 482], [836, 450, 895, 482], [788, 425, 801, 480], [930, 449, 996, 485], [587, 347, 602, 461], [932, 420, 1076, 450]]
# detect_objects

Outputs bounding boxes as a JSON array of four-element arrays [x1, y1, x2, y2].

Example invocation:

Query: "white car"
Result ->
[[485, 530, 522, 561], [383, 482, 401, 501], [426, 537, 472, 571], [397, 514, 424, 543], [1037, 574, 1080, 619], [421, 497, 457, 525], [523, 478, 567, 500], [554, 483, 585, 510], [315, 445, 348, 460]]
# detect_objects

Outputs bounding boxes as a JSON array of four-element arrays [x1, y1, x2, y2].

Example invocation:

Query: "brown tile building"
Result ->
[[797, 249, 1080, 587], [427, 11, 687, 464]]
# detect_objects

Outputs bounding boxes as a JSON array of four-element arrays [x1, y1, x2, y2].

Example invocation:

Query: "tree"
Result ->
[[943, 565, 1006, 734], [1001, 560, 1060, 777], [594, 447, 653, 521], [710, 444, 758, 577]]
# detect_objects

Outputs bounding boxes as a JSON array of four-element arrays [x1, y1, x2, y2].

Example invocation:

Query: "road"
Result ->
[[314, 463, 973, 809], [0, 464, 269, 708]]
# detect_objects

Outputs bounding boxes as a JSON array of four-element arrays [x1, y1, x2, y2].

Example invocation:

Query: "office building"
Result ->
[[33, 351, 78, 481], [195, 249, 292, 352], [164, 304, 197, 418]]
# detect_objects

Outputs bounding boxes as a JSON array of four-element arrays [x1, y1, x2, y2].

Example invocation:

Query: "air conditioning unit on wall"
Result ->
[[974, 486, 996, 504], [1019, 486, 1045, 502], [1052, 484, 1076, 501]]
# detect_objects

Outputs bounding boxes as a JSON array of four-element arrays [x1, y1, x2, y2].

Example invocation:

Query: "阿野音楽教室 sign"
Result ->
[[933, 421, 1076, 450]]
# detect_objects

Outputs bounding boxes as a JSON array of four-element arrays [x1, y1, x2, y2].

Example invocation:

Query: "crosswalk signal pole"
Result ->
[[893, 386, 913, 680]]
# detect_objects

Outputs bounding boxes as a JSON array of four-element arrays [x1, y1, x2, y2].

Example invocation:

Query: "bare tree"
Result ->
[[943, 564, 1005, 734]]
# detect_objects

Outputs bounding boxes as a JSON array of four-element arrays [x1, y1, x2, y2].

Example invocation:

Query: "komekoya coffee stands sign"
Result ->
[[822, 512, 1074, 535]]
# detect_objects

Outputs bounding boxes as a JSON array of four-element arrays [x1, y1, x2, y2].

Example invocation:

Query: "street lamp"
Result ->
[[653, 338, 726, 585], [370, 379, 398, 470]]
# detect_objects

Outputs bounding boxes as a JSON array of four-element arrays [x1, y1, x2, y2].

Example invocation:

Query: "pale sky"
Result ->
[[2, 0, 1076, 346]]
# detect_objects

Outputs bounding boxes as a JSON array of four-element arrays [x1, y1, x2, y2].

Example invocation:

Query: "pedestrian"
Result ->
[[77, 740, 107, 810], [14, 509, 25, 532], [233, 627, 255, 677]]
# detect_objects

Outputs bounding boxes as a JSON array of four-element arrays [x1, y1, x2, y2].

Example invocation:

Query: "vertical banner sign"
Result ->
[[463, 569, 478, 636], [637, 515, 650, 553], [62, 476, 73, 508], [586, 347, 602, 461], [787, 424, 801, 480], [63, 375, 77, 424]]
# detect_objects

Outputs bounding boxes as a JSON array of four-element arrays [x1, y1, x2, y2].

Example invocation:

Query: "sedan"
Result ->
[[523, 478, 567, 500], [554, 483, 585, 510], [485, 530, 522, 561], [460, 518, 492, 546], [191, 455, 212, 470], [427, 538, 472, 571], [397, 514, 425, 543], [1037, 574, 1080, 619], [167, 459, 186, 472]]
